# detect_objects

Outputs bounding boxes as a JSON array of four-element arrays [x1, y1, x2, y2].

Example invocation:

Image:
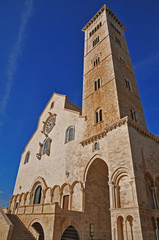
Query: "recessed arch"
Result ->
[[83, 154, 104, 182], [30, 177, 47, 193], [31, 221, 44, 240], [145, 172, 155, 208], [111, 167, 134, 208], [85, 158, 111, 239], [117, 216, 124, 240], [61, 225, 79, 240]]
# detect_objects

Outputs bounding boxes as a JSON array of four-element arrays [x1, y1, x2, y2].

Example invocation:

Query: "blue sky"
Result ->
[[0, 0, 159, 207]]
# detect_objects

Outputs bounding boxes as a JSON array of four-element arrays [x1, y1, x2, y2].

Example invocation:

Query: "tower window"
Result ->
[[120, 56, 125, 65], [94, 78, 101, 91], [96, 109, 103, 123], [110, 22, 121, 35], [125, 79, 131, 90], [33, 186, 42, 204], [131, 108, 137, 122], [50, 101, 54, 109], [89, 22, 102, 38], [24, 151, 30, 164], [94, 57, 100, 67], [115, 36, 121, 46], [93, 36, 99, 47], [65, 126, 75, 143]]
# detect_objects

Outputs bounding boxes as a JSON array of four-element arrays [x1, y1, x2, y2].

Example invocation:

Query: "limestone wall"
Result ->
[[0, 208, 13, 240]]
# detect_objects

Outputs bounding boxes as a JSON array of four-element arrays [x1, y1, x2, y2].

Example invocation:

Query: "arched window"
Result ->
[[96, 109, 102, 123], [65, 126, 75, 143], [33, 186, 42, 204], [24, 151, 30, 164], [42, 138, 49, 155], [117, 216, 124, 240]]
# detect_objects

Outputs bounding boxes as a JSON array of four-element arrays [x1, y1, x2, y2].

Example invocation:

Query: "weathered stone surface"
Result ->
[[1, 4, 159, 240]]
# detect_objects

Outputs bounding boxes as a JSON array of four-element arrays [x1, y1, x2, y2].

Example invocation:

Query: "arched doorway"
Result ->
[[85, 159, 111, 239], [61, 225, 79, 240], [32, 222, 44, 240]]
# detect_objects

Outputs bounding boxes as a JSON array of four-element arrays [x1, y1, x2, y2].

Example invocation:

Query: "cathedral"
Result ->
[[1, 4, 159, 240]]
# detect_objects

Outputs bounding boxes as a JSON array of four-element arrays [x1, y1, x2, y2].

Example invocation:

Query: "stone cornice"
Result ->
[[80, 117, 127, 146], [80, 117, 159, 146], [82, 4, 126, 32], [127, 119, 159, 144]]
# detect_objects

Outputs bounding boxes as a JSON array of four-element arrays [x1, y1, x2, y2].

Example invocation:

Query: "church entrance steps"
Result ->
[[7, 214, 36, 240]]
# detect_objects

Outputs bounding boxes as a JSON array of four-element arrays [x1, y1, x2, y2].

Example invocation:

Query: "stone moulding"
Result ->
[[80, 116, 159, 146], [82, 4, 125, 32]]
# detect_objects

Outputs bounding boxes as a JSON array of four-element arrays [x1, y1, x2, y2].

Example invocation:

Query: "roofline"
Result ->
[[82, 4, 126, 32]]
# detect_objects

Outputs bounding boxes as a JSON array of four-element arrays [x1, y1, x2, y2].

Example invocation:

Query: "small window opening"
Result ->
[[96, 109, 103, 123], [115, 36, 121, 46], [24, 151, 30, 164], [50, 102, 54, 109], [65, 126, 75, 143], [125, 79, 131, 90], [120, 57, 125, 65], [94, 142, 98, 151], [94, 78, 101, 91], [131, 108, 137, 122]]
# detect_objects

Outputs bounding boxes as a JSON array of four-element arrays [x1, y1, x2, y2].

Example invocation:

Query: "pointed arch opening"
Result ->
[[61, 225, 79, 240], [85, 158, 111, 239], [32, 222, 44, 240]]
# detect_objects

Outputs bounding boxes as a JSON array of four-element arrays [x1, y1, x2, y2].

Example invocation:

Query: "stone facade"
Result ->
[[1, 4, 159, 240]]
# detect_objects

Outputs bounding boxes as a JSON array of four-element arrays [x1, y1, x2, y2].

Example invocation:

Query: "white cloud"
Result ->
[[0, 0, 34, 115], [0, 191, 3, 194], [134, 53, 159, 71]]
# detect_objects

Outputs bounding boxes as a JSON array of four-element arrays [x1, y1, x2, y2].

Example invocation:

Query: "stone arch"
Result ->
[[61, 183, 71, 210], [14, 194, 20, 213], [145, 172, 155, 208], [19, 193, 25, 206], [52, 185, 60, 204], [117, 216, 124, 240], [125, 215, 134, 240], [30, 177, 47, 193], [83, 153, 104, 182], [44, 187, 51, 204], [61, 225, 79, 240], [71, 181, 84, 211], [25, 192, 31, 205], [10, 195, 16, 213], [30, 177, 47, 204], [29, 219, 45, 240], [85, 158, 111, 239], [111, 167, 133, 208]]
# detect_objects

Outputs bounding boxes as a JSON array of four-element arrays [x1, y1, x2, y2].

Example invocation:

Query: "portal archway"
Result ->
[[32, 222, 44, 240], [61, 225, 79, 240], [85, 158, 111, 239]]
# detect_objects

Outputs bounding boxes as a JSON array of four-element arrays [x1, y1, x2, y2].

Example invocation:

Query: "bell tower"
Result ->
[[82, 5, 147, 138]]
